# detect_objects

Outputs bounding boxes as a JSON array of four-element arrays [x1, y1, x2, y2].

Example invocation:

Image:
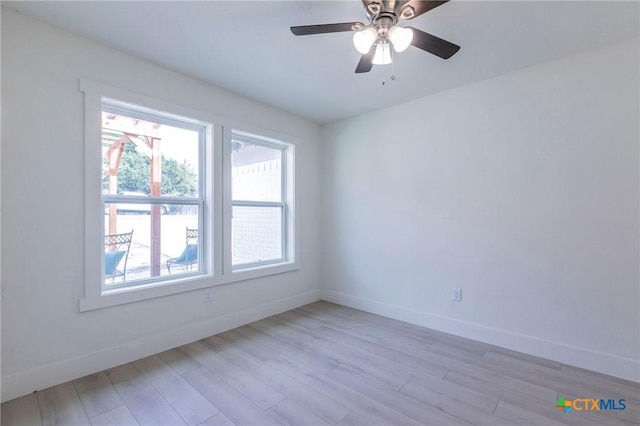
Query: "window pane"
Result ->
[[232, 206, 282, 266], [102, 112, 199, 198], [104, 203, 200, 286], [232, 142, 281, 202]]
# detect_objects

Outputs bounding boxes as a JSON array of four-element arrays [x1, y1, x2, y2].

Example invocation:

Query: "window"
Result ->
[[101, 99, 205, 289], [231, 133, 286, 268], [81, 80, 298, 311]]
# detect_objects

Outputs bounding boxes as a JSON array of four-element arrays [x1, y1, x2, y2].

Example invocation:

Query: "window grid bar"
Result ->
[[103, 196, 201, 205], [231, 200, 284, 208]]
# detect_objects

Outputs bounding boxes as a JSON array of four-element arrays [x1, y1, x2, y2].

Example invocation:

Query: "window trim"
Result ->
[[79, 80, 300, 312]]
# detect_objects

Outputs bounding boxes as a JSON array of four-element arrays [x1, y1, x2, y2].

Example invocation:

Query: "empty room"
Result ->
[[1, 1, 639, 425]]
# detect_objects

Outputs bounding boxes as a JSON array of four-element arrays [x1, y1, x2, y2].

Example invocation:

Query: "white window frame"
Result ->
[[80, 80, 299, 312], [100, 98, 207, 291], [230, 132, 291, 270]]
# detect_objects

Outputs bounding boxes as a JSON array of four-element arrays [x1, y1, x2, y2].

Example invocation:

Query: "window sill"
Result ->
[[79, 261, 300, 312], [226, 261, 300, 284]]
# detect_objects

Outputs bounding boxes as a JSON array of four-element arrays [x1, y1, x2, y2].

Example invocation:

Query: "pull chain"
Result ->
[[382, 52, 396, 86], [382, 49, 396, 86], [390, 51, 396, 81]]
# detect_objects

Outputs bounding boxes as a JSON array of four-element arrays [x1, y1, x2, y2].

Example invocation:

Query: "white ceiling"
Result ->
[[5, 1, 639, 124]]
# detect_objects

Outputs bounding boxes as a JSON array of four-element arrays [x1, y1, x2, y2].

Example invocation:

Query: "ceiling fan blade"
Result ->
[[290, 22, 362, 36], [355, 46, 375, 73], [407, 26, 460, 59], [400, 1, 450, 19]]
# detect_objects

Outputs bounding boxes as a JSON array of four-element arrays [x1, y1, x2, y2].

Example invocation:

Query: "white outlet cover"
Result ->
[[452, 288, 462, 302]]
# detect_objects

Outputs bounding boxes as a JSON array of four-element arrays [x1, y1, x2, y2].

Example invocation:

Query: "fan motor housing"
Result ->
[[374, 13, 397, 31]]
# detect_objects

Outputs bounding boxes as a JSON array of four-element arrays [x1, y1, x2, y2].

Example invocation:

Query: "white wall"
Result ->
[[1, 11, 322, 401], [321, 37, 640, 382]]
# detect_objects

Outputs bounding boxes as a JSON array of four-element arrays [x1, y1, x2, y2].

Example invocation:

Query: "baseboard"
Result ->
[[320, 289, 640, 383], [1, 289, 321, 403]]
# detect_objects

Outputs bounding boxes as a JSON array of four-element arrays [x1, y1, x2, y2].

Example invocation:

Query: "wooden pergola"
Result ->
[[102, 115, 164, 277]]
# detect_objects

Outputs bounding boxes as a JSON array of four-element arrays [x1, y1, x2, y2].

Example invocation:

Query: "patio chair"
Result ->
[[167, 227, 198, 274], [104, 230, 134, 282]]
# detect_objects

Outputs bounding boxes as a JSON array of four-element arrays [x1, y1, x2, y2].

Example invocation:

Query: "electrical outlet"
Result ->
[[203, 290, 212, 303], [452, 288, 462, 302]]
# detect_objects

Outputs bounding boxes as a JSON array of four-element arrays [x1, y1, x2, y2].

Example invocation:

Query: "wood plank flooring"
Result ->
[[2, 301, 639, 425]]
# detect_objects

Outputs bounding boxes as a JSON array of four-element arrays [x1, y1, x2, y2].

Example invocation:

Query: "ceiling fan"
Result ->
[[290, 0, 460, 73]]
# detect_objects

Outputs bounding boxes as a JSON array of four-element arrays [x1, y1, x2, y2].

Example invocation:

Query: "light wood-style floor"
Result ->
[[2, 301, 639, 425]]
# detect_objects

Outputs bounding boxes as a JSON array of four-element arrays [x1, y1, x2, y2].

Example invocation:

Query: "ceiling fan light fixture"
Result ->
[[290, 0, 459, 75], [372, 42, 392, 65], [353, 27, 377, 54], [388, 26, 413, 52]]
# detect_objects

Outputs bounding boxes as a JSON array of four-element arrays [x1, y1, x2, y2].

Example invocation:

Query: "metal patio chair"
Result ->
[[104, 230, 134, 282], [167, 227, 198, 274]]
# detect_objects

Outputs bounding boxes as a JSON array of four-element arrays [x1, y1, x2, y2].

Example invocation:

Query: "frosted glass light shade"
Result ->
[[372, 42, 392, 65], [388, 26, 413, 52], [353, 27, 377, 54]]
